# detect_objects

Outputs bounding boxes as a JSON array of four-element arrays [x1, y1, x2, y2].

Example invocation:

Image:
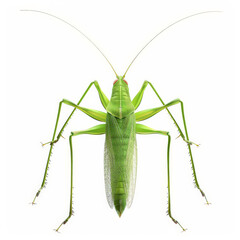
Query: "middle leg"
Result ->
[[136, 123, 186, 231], [135, 99, 209, 204], [55, 124, 106, 232]]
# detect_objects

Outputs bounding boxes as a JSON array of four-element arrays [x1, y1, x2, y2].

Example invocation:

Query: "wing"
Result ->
[[104, 112, 137, 209], [104, 132, 114, 208], [126, 116, 137, 208], [104, 113, 127, 208]]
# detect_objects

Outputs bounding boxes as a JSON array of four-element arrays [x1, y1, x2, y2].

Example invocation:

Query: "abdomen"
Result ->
[[104, 112, 137, 216]]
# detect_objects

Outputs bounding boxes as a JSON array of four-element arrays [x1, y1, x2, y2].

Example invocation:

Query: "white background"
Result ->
[[2, 0, 239, 239]]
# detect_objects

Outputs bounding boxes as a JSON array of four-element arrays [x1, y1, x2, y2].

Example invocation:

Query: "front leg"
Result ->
[[50, 81, 109, 145], [132, 81, 193, 144]]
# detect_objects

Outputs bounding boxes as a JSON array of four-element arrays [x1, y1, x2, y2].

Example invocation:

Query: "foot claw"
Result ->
[[41, 141, 51, 147], [184, 139, 200, 147], [54, 229, 61, 233], [41, 139, 59, 147], [176, 134, 181, 139]]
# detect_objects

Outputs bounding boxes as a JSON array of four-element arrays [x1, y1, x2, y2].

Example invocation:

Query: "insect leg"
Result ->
[[55, 81, 108, 141], [134, 84, 209, 204], [132, 81, 197, 145], [46, 81, 108, 146], [32, 96, 107, 204], [55, 124, 106, 232], [62, 99, 106, 122], [136, 123, 186, 231]]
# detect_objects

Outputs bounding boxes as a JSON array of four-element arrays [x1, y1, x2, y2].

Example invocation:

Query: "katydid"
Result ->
[[23, 10, 219, 231]]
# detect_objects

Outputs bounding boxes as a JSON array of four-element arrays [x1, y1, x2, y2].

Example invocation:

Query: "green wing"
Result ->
[[104, 113, 137, 209], [125, 123, 137, 208], [104, 134, 114, 208]]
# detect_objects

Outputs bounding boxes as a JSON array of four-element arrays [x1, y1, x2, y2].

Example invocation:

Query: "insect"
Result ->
[[23, 10, 219, 232]]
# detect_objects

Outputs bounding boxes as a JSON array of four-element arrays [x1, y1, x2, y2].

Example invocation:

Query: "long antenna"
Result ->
[[21, 9, 118, 78], [123, 11, 221, 78]]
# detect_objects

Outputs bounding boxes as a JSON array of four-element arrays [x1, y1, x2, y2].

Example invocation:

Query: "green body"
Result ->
[[105, 112, 136, 216], [33, 75, 209, 232], [27, 10, 216, 232], [104, 78, 136, 215]]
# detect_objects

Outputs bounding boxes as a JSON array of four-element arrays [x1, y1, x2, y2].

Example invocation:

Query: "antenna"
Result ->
[[21, 9, 118, 78], [123, 11, 221, 78]]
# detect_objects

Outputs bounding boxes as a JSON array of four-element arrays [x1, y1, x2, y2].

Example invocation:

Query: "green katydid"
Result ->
[[22, 10, 219, 232]]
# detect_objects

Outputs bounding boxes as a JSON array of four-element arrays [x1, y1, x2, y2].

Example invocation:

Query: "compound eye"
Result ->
[[113, 79, 118, 85], [123, 80, 128, 85]]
